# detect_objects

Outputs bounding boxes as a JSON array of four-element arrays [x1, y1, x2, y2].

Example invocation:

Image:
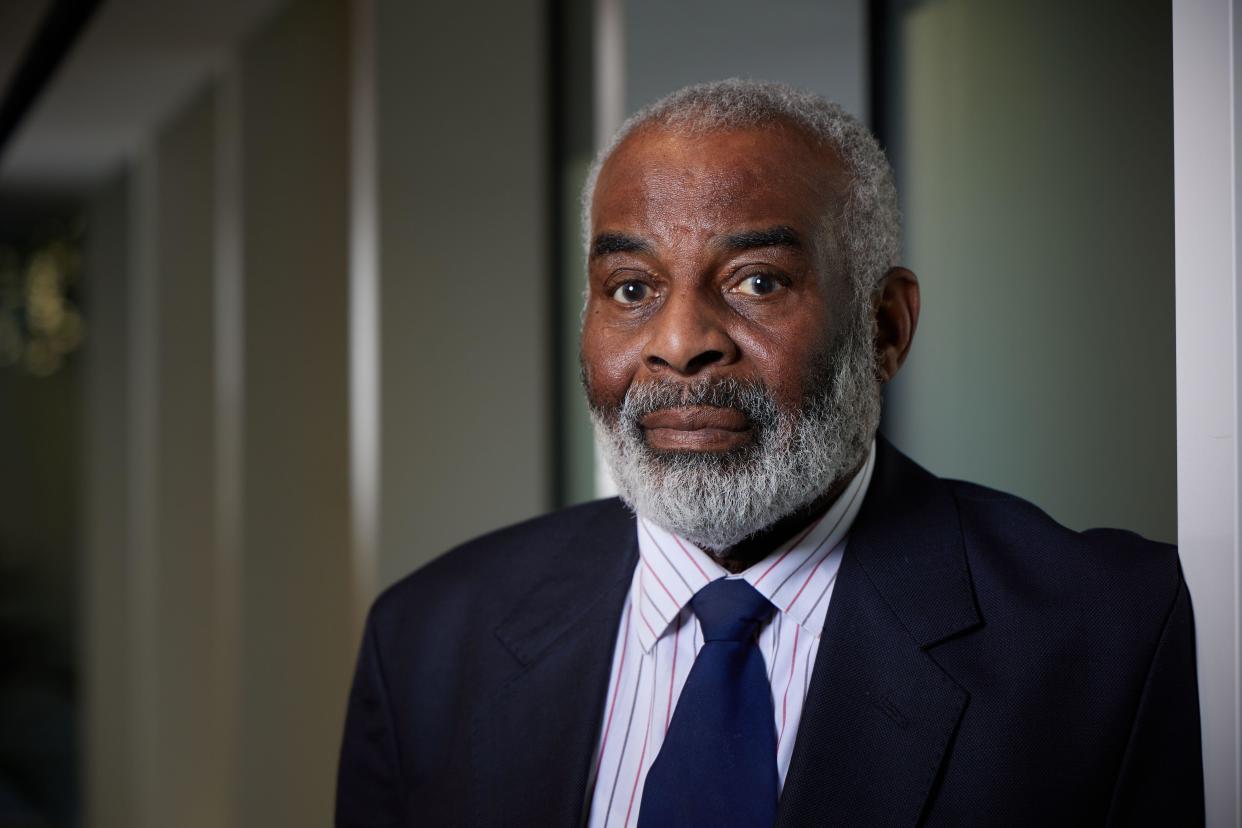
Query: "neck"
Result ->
[[704, 455, 866, 574]]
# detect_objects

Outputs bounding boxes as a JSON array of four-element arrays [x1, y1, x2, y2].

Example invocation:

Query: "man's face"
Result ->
[[580, 124, 883, 551], [581, 125, 851, 431]]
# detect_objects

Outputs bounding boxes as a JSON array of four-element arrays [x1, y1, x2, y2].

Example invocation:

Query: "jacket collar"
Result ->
[[847, 436, 981, 648], [777, 436, 982, 826], [475, 499, 639, 827]]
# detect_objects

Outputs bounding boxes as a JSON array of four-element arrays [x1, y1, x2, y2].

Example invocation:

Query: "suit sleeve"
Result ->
[[336, 609, 405, 828], [1105, 568, 1205, 826]]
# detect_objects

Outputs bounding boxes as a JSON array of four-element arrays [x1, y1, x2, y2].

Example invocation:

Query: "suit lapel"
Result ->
[[777, 439, 982, 827], [472, 500, 638, 827], [469, 442, 980, 826]]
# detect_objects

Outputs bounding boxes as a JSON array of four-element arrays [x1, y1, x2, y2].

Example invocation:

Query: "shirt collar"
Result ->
[[632, 439, 876, 653]]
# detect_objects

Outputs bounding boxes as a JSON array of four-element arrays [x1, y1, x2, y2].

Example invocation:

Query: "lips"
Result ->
[[640, 405, 752, 452], [641, 406, 749, 431]]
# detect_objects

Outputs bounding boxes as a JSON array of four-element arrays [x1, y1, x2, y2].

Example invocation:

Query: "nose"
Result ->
[[642, 289, 740, 376]]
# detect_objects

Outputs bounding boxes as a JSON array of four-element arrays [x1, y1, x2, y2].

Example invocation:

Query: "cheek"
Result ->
[[732, 311, 837, 404], [580, 313, 644, 409]]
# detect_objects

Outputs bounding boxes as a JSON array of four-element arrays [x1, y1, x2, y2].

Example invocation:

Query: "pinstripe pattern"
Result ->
[[586, 442, 876, 827]]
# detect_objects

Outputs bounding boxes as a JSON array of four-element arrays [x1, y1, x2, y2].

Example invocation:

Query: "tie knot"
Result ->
[[690, 579, 775, 642]]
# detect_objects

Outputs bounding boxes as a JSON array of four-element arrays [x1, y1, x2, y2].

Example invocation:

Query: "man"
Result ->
[[336, 80, 1203, 827]]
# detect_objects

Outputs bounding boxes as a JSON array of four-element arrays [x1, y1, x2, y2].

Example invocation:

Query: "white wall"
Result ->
[[1173, 1, 1241, 823]]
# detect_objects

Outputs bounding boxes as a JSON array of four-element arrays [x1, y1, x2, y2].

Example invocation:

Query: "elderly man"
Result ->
[[336, 80, 1202, 827]]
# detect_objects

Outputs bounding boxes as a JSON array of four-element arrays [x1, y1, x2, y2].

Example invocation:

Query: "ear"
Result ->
[[873, 266, 920, 384]]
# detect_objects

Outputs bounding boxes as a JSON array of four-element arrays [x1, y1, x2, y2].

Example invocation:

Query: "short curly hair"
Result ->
[[581, 78, 901, 302]]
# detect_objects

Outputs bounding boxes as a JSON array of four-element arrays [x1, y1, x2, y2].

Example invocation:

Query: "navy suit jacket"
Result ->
[[336, 439, 1204, 826]]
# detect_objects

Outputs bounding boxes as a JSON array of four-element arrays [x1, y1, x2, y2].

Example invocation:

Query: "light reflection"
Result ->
[[0, 230, 86, 378]]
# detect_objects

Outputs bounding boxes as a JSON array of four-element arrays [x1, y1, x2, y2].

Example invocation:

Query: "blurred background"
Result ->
[[0, 0, 1198, 825]]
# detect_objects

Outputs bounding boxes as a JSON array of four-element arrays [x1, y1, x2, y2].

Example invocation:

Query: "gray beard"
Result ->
[[587, 306, 882, 551]]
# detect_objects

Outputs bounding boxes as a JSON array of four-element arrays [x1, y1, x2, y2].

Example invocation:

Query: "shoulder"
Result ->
[[944, 477, 1184, 629], [367, 497, 633, 633]]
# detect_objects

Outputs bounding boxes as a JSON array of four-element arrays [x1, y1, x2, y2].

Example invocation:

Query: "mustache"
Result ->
[[620, 376, 779, 426]]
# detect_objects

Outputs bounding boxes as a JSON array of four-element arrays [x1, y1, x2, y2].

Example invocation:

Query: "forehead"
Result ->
[[591, 124, 845, 242]]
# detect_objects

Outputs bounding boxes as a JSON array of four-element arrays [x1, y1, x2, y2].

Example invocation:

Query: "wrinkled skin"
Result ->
[[581, 123, 920, 569]]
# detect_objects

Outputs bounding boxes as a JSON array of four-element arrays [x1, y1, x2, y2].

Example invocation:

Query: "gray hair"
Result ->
[[581, 79, 901, 301]]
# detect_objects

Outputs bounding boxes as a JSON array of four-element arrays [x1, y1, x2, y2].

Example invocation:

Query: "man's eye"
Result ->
[[734, 273, 782, 296], [612, 282, 651, 304]]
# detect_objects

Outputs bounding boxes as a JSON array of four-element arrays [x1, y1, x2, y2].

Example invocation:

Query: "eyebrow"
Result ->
[[590, 225, 804, 258], [591, 232, 654, 257], [718, 225, 804, 252]]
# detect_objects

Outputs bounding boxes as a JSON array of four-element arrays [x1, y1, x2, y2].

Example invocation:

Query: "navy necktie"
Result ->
[[637, 578, 779, 828]]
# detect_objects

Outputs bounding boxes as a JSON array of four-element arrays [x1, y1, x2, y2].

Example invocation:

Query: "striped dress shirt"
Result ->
[[585, 441, 876, 828]]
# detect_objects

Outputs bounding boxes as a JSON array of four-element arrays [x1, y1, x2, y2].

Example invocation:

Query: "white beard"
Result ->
[[588, 307, 881, 551]]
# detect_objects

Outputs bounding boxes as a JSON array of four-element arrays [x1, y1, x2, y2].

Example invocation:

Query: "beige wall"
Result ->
[[83, 1, 357, 824], [82, 172, 134, 828], [80, 0, 554, 823], [236, 0, 354, 824], [151, 86, 230, 828], [85, 82, 239, 828], [371, 0, 551, 588]]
